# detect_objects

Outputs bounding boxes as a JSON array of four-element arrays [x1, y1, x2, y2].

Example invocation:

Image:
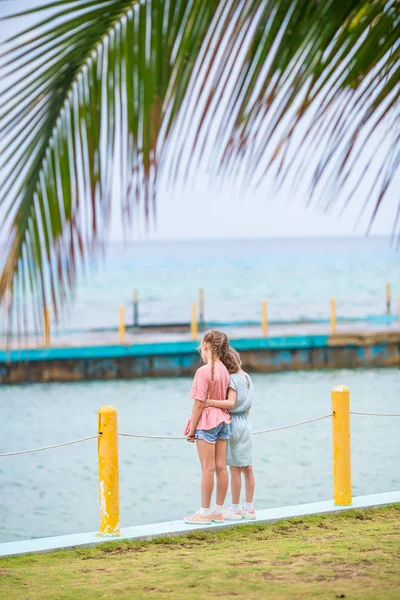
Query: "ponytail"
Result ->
[[221, 347, 242, 374], [202, 330, 230, 396]]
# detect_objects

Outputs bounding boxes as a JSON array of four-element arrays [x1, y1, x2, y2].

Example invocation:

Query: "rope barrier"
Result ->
[[350, 411, 400, 417], [252, 413, 333, 435], [119, 414, 334, 440], [0, 434, 100, 457], [2, 410, 399, 455], [119, 433, 185, 440]]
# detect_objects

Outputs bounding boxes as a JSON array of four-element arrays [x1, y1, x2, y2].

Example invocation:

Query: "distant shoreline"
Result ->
[[0, 234, 394, 249], [106, 234, 393, 245]]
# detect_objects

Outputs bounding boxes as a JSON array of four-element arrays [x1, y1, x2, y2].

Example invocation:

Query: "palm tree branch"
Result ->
[[1, 0, 225, 334]]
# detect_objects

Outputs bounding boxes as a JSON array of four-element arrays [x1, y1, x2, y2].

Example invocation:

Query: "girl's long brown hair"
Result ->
[[221, 348, 242, 374], [202, 330, 230, 396], [222, 348, 250, 388]]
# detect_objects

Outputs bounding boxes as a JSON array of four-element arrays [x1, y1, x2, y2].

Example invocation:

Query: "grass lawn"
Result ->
[[0, 505, 399, 600]]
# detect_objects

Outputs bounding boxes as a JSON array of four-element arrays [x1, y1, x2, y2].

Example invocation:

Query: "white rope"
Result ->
[[119, 433, 185, 440], [119, 414, 334, 440], [350, 411, 400, 417], [2, 410, 397, 456], [252, 413, 333, 435], [0, 435, 100, 457], [0, 414, 335, 455]]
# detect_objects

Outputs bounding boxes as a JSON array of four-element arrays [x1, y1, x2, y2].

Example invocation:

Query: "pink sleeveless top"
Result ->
[[183, 362, 231, 433]]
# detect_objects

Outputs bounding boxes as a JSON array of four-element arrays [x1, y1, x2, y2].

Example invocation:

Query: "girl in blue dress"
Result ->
[[204, 348, 255, 520]]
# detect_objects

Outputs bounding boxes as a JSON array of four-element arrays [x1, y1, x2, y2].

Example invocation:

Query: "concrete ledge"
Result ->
[[0, 335, 329, 363], [2, 331, 400, 383], [1, 491, 399, 558]]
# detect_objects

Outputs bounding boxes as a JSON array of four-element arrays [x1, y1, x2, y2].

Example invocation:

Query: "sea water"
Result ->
[[1, 236, 399, 334]]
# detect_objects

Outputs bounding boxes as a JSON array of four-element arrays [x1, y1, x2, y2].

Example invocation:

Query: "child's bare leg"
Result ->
[[230, 467, 242, 505], [215, 439, 229, 506], [242, 466, 255, 504], [196, 440, 216, 508]]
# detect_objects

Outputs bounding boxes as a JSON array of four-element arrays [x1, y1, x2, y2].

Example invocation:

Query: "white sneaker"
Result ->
[[223, 508, 243, 521], [242, 509, 256, 520], [184, 511, 212, 525]]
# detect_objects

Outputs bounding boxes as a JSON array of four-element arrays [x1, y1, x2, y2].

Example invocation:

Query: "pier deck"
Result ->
[[1, 491, 399, 557]]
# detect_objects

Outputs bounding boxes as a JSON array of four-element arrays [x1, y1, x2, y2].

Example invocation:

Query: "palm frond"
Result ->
[[0, 0, 224, 334], [181, 0, 400, 239]]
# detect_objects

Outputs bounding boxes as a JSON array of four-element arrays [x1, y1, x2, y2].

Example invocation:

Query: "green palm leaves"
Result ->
[[0, 0, 223, 332], [1, 0, 399, 334]]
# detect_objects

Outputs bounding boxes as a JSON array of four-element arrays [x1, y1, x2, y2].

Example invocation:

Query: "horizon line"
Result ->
[[106, 233, 394, 245]]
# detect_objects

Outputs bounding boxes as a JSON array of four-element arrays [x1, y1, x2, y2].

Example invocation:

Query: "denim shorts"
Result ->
[[195, 422, 231, 444]]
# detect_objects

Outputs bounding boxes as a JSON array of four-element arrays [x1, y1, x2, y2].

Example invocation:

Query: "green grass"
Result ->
[[1, 506, 399, 600]]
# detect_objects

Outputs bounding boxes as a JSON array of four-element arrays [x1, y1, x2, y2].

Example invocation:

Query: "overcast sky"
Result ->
[[0, 1, 397, 242]]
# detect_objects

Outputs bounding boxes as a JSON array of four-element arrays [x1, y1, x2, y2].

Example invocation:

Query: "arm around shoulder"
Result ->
[[205, 388, 237, 410]]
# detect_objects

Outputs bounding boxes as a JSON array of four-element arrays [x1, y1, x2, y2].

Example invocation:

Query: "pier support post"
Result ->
[[191, 303, 198, 340], [330, 298, 336, 334], [133, 290, 139, 327], [199, 288, 204, 326], [332, 386, 352, 506], [98, 406, 120, 536], [44, 307, 50, 347], [119, 305, 125, 344], [386, 282, 391, 315], [261, 300, 268, 337]]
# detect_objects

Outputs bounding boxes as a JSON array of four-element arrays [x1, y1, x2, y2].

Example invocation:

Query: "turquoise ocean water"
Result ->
[[71, 237, 399, 328], [2, 236, 397, 333]]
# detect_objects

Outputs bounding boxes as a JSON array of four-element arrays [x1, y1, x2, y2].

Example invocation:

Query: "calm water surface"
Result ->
[[0, 368, 399, 543], [1, 237, 399, 333]]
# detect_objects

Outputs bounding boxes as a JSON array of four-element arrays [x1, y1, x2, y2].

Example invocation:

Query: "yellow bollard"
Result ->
[[191, 303, 198, 340], [261, 300, 268, 337], [386, 282, 391, 315], [119, 305, 125, 344], [330, 297, 336, 334], [44, 307, 50, 347], [199, 288, 205, 325], [98, 406, 120, 536], [43, 308, 48, 347], [133, 290, 139, 327], [398, 297, 400, 328], [331, 386, 352, 506]]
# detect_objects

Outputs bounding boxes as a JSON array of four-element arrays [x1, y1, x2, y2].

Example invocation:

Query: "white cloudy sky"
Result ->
[[0, 1, 398, 242]]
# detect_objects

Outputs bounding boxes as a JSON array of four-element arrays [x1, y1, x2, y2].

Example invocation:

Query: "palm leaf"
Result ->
[[181, 0, 399, 236], [0, 0, 224, 335]]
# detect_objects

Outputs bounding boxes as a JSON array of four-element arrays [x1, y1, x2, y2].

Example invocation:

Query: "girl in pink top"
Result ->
[[184, 330, 231, 525]]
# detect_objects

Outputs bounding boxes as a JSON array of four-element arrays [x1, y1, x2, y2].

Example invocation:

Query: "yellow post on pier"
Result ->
[[98, 406, 120, 536], [191, 303, 198, 340], [331, 385, 352, 506], [119, 305, 125, 344], [44, 307, 51, 347], [133, 290, 139, 327], [261, 300, 268, 337], [386, 282, 391, 315], [199, 288, 205, 325], [330, 297, 336, 334], [398, 297, 400, 328]]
